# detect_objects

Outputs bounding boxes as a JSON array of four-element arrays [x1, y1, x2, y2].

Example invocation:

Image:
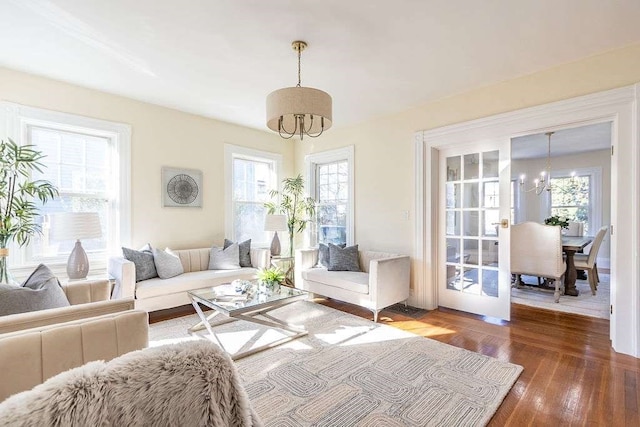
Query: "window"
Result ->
[[550, 175, 591, 232], [225, 145, 281, 246], [2, 102, 131, 276], [306, 146, 354, 246], [547, 167, 602, 234]]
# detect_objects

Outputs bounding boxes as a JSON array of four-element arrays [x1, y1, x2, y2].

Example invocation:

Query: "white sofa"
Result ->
[[108, 247, 270, 312], [295, 248, 410, 321]]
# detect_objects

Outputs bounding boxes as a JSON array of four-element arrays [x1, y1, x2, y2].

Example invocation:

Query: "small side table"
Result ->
[[270, 256, 294, 287]]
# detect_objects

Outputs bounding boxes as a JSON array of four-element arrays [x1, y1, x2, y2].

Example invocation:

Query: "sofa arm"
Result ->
[[108, 257, 136, 300], [369, 255, 411, 310], [0, 309, 148, 402], [295, 249, 318, 286], [0, 299, 136, 335], [250, 248, 270, 269], [62, 279, 111, 305]]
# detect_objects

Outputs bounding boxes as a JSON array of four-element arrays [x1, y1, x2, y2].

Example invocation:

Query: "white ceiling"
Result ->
[[1, 1, 639, 133], [511, 122, 612, 160]]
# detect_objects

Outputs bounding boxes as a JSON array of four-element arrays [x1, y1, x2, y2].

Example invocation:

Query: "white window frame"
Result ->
[[305, 146, 355, 247], [224, 144, 282, 247], [1, 102, 131, 278], [542, 166, 602, 233]]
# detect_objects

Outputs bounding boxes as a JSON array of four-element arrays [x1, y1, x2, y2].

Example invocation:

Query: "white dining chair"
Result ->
[[510, 222, 566, 302], [574, 225, 608, 295], [565, 221, 584, 237]]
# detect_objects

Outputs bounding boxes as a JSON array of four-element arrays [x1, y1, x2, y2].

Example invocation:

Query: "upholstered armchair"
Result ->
[[510, 222, 566, 302], [0, 279, 149, 402]]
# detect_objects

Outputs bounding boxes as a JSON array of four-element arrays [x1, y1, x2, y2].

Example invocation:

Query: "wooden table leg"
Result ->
[[564, 249, 580, 296]]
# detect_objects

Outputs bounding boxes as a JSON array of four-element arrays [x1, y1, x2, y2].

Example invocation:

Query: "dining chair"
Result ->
[[510, 222, 566, 302], [565, 221, 584, 237], [574, 225, 608, 295]]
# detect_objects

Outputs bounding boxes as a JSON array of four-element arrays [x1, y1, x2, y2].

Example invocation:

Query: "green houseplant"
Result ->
[[544, 215, 570, 229], [256, 267, 286, 286], [264, 174, 316, 258], [0, 139, 59, 284]]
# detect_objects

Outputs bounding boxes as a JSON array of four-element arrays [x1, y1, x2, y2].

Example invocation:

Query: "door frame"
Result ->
[[414, 84, 639, 357]]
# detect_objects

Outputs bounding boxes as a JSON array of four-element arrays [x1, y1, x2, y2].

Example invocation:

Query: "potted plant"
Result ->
[[264, 174, 316, 258], [0, 139, 59, 284], [256, 267, 286, 287], [544, 215, 570, 229]]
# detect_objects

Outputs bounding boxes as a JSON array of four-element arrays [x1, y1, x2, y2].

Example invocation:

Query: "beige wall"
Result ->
[[512, 149, 611, 264], [295, 43, 640, 288], [0, 67, 294, 252]]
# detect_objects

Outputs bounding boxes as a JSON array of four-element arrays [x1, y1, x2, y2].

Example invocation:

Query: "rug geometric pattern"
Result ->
[[149, 301, 523, 426]]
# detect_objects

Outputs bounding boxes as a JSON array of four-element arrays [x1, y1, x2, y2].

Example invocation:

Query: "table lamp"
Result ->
[[264, 214, 287, 256], [50, 212, 102, 279]]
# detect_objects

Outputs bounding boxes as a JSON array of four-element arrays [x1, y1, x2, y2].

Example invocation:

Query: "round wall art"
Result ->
[[161, 167, 203, 207]]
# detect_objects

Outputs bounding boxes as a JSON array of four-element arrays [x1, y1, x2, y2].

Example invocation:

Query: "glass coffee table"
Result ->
[[188, 281, 310, 360]]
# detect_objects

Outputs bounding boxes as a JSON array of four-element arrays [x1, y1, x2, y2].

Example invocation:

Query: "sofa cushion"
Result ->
[[224, 239, 252, 267], [208, 244, 240, 270], [135, 268, 258, 299], [317, 243, 346, 268], [0, 264, 70, 316], [123, 246, 158, 282], [152, 248, 184, 279], [302, 268, 369, 294], [328, 244, 361, 272]]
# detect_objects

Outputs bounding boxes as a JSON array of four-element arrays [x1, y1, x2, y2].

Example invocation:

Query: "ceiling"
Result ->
[[511, 122, 612, 160], [1, 1, 639, 133]]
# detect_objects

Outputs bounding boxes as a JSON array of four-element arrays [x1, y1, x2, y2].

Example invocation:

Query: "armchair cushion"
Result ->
[[0, 264, 70, 316], [328, 244, 361, 272], [302, 268, 369, 294]]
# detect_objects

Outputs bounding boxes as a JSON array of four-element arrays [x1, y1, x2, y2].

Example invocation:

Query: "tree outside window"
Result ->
[[550, 175, 590, 233]]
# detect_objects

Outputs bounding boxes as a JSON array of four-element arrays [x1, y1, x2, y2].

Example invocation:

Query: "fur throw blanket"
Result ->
[[0, 341, 261, 426]]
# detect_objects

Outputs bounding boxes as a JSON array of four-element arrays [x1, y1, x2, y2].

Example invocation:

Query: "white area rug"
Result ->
[[511, 273, 610, 319], [150, 301, 523, 426]]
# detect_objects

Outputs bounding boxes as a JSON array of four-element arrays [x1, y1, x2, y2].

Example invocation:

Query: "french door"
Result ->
[[438, 139, 511, 320]]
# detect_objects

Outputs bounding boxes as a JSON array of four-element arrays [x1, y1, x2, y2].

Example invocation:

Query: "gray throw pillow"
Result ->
[[328, 244, 361, 272], [224, 239, 252, 267], [122, 246, 158, 282], [317, 243, 346, 268], [0, 264, 70, 316], [209, 244, 241, 270], [152, 248, 184, 279]]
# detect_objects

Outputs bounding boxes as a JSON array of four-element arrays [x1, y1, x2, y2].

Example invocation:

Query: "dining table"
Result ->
[[562, 235, 594, 296]]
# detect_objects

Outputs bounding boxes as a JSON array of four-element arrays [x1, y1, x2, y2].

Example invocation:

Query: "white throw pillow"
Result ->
[[208, 244, 241, 270], [152, 248, 184, 279]]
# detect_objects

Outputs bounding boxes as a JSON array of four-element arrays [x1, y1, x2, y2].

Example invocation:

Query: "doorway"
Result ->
[[510, 123, 612, 319]]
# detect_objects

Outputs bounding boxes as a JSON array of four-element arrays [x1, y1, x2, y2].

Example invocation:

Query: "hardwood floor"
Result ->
[[150, 300, 640, 426]]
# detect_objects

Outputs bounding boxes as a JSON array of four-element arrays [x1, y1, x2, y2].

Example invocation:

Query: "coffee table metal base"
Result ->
[[188, 299, 308, 360]]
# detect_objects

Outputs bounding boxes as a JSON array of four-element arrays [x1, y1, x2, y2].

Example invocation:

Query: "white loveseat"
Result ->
[[295, 248, 410, 322], [108, 247, 270, 311]]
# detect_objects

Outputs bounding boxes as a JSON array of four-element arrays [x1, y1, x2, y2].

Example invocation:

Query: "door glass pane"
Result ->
[[445, 183, 461, 208], [483, 181, 499, 208], [463, 211, 479, 236], [482, 210, 499, 236], [446, 239, 460, 262], [483, 150, 499, 178], [463, 183, 479, 208], [446, 211, 460, 236], [446, 156, 461, 181], [461, 267, 480, 294], [482, 240, 498, 266], [464, 154, 479, 179], [447, 266, 462, 290], [482, 269, 499, 296], [463, 239, 478, 265]]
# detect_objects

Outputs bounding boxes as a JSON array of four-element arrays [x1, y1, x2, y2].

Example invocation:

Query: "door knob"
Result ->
[[491, 219, 509, 228]]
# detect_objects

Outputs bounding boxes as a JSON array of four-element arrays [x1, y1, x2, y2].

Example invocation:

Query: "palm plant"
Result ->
[[264, 174, 315, 258], [0, 138, 58, 283]]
